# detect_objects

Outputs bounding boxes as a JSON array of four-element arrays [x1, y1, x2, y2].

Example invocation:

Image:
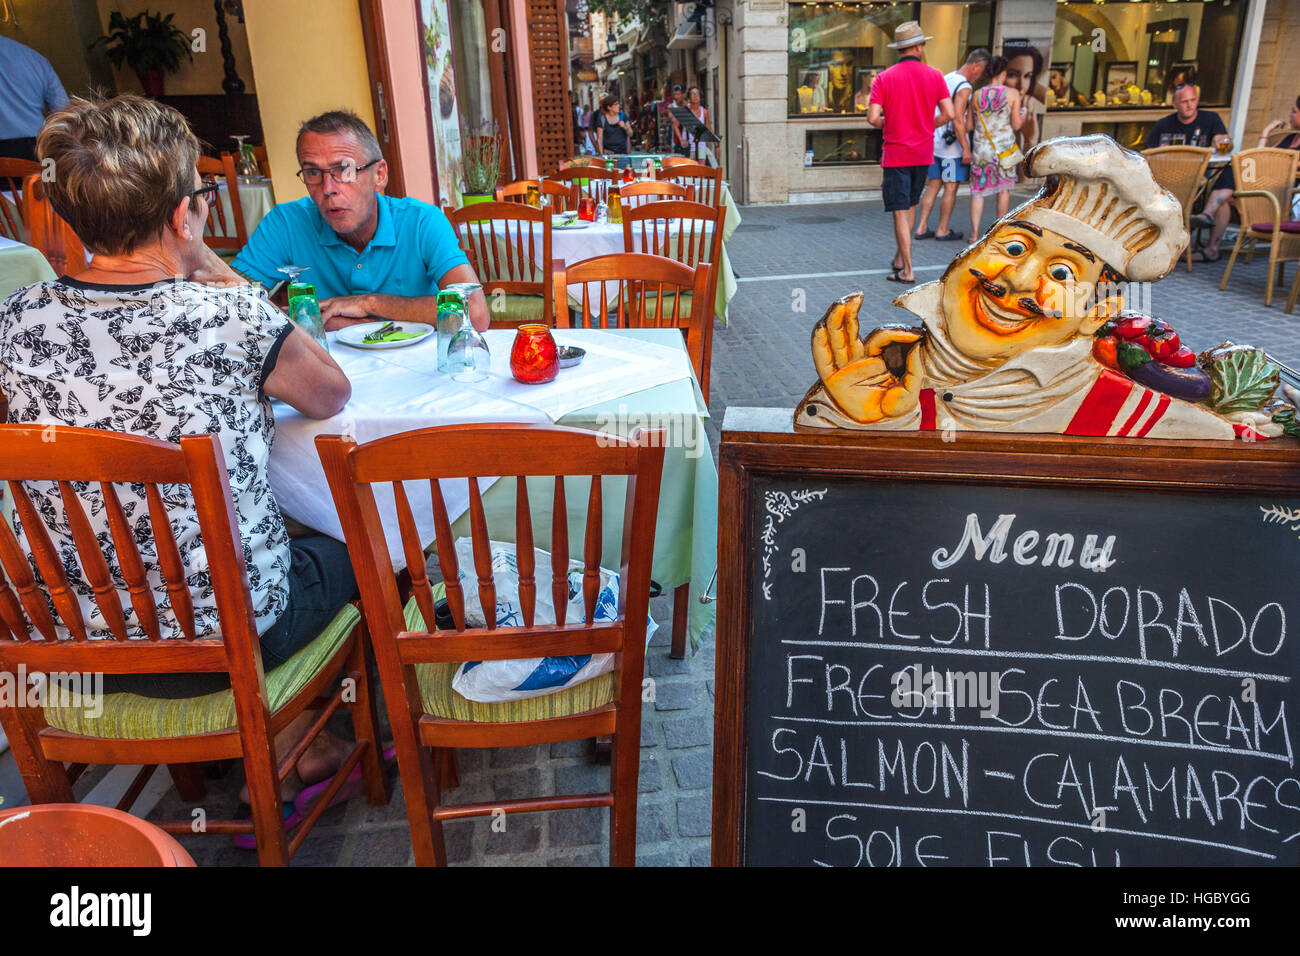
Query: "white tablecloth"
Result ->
[[268, 327, 693, 564], [214, 179, 275, 240]]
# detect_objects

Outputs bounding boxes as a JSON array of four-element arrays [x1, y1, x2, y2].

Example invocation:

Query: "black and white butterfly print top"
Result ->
[[0, 277, 295, 640]]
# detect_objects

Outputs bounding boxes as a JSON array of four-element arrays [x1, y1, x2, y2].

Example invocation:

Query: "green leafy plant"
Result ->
[[91, 10, 193, 76], [459, 118, 503, 195]]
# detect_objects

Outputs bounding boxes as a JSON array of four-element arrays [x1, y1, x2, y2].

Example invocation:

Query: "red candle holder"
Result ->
[[509, 324, 559, 384], [577, 197, 598, 222]]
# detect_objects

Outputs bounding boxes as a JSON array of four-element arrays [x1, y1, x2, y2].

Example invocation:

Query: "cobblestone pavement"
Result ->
[[145, 191, 1298, 866]]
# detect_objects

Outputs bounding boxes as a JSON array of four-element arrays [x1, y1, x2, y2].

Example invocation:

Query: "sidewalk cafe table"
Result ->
[[268, 326, 718, 647], [0, 236, 55, 300]]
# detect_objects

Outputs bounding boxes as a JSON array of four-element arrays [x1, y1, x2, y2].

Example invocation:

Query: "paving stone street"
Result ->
[[64, 190, 1300, 866]]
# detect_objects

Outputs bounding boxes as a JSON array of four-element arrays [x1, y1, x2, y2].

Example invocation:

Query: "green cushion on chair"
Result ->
[[641, 291, 693, 318], [408, 585, 616, 723], [487, 294, 545, 324], [42, 604, 360, 739]]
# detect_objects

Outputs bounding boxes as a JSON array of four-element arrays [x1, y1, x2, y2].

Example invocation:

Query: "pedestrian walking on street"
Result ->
[[914, 48, 989, 243], [868, 21, 953, 283], [968, 57, 1025, 239]]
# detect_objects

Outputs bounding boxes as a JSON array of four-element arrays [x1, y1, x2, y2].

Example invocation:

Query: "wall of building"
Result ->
[[1, 0, 114, 96], [242, 0, 376, 202], [95, 0, 256, 96], [381, 0, 437, 204]]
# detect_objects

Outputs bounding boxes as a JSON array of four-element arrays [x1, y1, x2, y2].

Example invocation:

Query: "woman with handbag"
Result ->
[[968, 57, 1026, 238]]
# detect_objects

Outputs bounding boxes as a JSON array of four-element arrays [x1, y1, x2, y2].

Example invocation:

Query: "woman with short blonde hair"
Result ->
[[2, 95, 358, 818]]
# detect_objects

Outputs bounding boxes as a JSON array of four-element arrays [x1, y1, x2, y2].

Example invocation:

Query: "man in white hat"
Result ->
[[868, 21, 954, 285], [796, 135, 1279, 440]]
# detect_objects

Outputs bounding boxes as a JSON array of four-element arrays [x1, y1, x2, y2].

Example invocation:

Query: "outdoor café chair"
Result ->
[[655, 162, 723, 208], [317, 424, 665, 866], [0, 157, 39, 242], [1219, 147, 1300, 306], [0, 426, 387, 867], [618, 180, 693, 211], [21, 173, 87, 278], [444, 200, 563, 328], [497, 179, 580, 213], [197, 153, 248, 252], [658, 156, 696, 169], [1141, 146, 1211, 272], [620, 199, 725, 402], [550, 166, 620, 205]]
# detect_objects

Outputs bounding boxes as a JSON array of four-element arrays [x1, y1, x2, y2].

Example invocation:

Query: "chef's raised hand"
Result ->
[[812, 299, 924, 423]]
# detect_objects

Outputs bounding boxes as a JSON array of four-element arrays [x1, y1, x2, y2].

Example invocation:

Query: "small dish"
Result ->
[[557, 345, 586, 368], [336, 320, 435, 350]]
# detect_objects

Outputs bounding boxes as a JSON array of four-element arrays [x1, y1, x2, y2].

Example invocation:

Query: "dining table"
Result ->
[[213, 178, 276, 241], [0, 235, 55, 300], [268, 324, 718, 648]]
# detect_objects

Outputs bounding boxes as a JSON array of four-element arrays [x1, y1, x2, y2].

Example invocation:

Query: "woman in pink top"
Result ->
[[968, 57, 1025, 239]]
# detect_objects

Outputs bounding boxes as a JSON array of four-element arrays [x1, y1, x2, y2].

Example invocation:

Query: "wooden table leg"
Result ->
[[671, 582, 689, 659]]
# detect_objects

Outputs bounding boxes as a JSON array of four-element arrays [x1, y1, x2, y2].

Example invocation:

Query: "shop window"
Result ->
[[805, 128, 882, 165], [1079, 121, 1154, 152], [788, 2, 996, 118], [1048, 1, 1245, 110]]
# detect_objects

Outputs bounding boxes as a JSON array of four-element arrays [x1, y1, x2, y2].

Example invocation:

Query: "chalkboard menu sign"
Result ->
[[713, 408, 1300, 867]]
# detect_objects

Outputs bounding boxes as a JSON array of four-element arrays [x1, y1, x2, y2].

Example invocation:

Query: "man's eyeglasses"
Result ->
[[191, 182, 221, 205], [296, 159, 381, 186]]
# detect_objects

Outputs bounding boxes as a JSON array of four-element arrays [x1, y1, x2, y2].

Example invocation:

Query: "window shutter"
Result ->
[[526, 0, 574, 174]]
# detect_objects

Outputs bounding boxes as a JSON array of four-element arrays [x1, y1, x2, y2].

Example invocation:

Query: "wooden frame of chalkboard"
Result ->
[[713, 407, 1300, 867]]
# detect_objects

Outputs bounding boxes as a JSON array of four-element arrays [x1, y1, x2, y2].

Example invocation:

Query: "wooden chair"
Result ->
[[656, 162, 723, 208], [659, 156, 696, 169], [0, 426, 387, 866], [550, 167, 620, 205], [618, 180, 693, 211], [1219, 148, 1300, 306], [621, 200, 724, 402], [196, 153, 248, 251], [0, 158, 39, 241], [496, 178, 580, 213], [21, 174, 87, 277], [1141, 146, 1211, 272], [444, 201, 563, 328], [317, 424, 666, 866]]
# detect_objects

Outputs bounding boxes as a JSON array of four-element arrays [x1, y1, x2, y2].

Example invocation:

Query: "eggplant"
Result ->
[[1126, 357, 1212, 402]]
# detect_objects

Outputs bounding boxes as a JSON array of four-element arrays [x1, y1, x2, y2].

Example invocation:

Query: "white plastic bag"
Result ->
[[448, 538, 657, 703]]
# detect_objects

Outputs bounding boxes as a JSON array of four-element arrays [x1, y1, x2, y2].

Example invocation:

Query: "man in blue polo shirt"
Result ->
[[232, 110, 488, 330]]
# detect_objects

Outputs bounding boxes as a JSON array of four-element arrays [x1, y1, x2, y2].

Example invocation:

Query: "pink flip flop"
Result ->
[[232, 745, 395, 850]]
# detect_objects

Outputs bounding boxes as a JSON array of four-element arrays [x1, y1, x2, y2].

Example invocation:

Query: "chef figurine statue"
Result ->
[[796, 135, 1289, 440]]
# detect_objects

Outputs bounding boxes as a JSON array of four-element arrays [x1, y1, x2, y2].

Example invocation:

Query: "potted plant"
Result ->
[[459, 117, 503, 207], [91, 10, 192, 97]]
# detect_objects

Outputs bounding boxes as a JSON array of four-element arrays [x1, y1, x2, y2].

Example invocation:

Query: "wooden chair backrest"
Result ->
[[617, 180, 692, 211], [445, 201, 554, 325], [0, 158, 39, 241], [315, 423, 665, 730], [656, 163, 723, 207], [196, 154, 247, 249], [21, 174, 87, 277], [496, 179, 540, 203], [1141, 146, 1211, 215], [549, 167, 620, 204], [0, 427, 265, 686], [659, 157, 695, 169], [1232, 148, 1300, 229], [555, 252, 711, 392], [495, 180, 579, 214]]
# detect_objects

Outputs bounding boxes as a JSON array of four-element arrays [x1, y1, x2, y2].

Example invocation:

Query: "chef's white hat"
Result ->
[[1020, 135, 1188, 281]]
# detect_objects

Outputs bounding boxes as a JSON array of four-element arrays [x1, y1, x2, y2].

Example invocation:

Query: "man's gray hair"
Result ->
[[965, 48, 991, 67], [296, 110, 383, 161]]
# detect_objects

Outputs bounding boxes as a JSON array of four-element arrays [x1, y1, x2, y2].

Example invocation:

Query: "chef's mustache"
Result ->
[[968, 269, 1064, 319]]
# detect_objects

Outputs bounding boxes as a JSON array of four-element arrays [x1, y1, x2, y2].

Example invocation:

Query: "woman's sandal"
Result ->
[[885, 269, 914, 283], [231, 745, 396, 850], [1191, 249, 1220, 263]]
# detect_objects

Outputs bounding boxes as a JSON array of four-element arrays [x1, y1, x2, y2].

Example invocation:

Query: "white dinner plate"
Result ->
[[553, 221, 591, 230], [336, 321, 435, 350]]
